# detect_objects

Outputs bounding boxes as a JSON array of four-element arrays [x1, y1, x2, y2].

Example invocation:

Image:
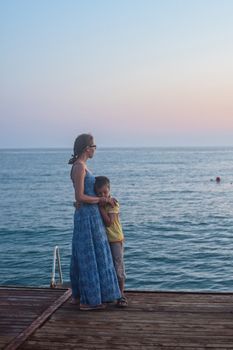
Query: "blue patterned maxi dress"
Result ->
[[70, 170, 121, 305]]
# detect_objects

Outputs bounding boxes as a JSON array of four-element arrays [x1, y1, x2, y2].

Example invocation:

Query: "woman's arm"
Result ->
[[99, 206, 116, 227], [72, 162, 103, 204]]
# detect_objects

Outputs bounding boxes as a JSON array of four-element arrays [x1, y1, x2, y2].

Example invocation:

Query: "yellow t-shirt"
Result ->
[[104, 202, 124, 243]]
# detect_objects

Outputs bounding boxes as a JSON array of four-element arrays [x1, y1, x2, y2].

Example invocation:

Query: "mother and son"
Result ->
[[69, 133, 127, 310]]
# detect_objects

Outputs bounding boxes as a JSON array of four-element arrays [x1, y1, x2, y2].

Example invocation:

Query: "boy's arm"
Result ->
[[99, 206, 116, 227]]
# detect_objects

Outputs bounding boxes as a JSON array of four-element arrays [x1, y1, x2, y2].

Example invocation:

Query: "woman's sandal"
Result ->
[[79, 303, 106, 311], [70, 298, 80, 305], [116, 296, 128, 308]]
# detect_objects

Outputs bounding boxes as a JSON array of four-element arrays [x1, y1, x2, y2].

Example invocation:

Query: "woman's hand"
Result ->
[[98, 197, 108, 206], [73, 201, 81, 209], [99, 197, 118, 207], [108, 197, 118, 207]]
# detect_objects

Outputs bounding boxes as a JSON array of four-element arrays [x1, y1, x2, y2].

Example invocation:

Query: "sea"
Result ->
[[1, 147, 233, 292]]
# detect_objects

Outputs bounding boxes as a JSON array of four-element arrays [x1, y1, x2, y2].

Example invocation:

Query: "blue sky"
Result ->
[[1, 0, 233, 147]]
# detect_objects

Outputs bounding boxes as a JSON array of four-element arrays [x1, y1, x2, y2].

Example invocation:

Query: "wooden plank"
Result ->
[[1, 289, 233, 350], [18, 291, 233, 350], [0, 287, 68, 349], [4, 289, 71, 350]]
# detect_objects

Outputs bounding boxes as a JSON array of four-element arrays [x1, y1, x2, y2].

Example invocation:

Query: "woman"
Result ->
[[69, 133, 121, 310]]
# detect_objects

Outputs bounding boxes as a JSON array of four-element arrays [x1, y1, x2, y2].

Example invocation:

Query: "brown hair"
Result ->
[[68, 133, 94, 164], [94, 176, 110, 191]]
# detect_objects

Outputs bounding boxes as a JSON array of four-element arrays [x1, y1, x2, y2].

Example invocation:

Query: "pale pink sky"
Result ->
[[1, 1, 233, 147]]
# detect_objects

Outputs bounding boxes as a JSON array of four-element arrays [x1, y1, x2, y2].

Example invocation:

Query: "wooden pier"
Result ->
[[1, 286, 233, 349]]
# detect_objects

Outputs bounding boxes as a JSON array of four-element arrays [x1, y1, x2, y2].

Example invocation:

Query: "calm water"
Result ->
[[1, 147, 233, 291]]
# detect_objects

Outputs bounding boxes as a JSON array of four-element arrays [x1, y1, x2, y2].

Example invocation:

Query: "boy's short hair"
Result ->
[[94, 176, 110, 190]]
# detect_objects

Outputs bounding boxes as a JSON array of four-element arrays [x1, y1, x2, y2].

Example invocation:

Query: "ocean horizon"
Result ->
[[1, 145, 233, 150]]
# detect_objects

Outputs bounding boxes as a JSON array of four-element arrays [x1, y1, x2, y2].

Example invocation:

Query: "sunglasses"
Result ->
[[89, 144, 97, 148]]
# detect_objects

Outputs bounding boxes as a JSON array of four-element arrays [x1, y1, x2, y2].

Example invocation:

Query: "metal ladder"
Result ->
[[50, 246, 63, 288]]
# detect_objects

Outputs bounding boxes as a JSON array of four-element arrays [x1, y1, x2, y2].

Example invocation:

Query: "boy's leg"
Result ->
[[110, 242, 128, 307], [109, 242, 126, 296]]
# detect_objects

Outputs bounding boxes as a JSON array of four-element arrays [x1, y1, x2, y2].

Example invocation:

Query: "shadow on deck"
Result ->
[[1, 286, 233, 349]]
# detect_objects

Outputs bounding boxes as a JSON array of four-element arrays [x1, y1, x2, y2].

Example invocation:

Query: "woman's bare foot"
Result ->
[[70, 298, 80, 305], [79, 303, 106, 311], [116, 296, 128, 308]]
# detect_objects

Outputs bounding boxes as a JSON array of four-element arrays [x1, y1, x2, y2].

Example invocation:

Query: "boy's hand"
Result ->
[[108, 197, 118, 207]]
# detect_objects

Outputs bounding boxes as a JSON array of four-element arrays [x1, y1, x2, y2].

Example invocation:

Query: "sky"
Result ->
[[1, 0, 233, 148]]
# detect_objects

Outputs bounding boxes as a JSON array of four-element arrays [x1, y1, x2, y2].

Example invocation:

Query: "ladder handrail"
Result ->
[[50, 246, 63, 288]]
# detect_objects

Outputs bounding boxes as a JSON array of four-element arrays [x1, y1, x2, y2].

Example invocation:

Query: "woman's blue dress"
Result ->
[[70, 170, 121, 305]]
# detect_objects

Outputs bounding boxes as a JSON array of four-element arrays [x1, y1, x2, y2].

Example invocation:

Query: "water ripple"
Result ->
[[1, 147, 233, 291]]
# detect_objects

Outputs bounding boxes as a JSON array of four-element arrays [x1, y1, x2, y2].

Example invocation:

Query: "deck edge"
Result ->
[[4, 288, 72, 350]]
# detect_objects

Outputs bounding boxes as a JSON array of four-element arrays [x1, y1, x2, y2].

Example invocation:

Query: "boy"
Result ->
[[94, 176, 127, 307]]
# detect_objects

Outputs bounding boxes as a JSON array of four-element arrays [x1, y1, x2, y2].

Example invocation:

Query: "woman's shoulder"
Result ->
[[73, 161, 87, 172], [71, 161, 87, 181]]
